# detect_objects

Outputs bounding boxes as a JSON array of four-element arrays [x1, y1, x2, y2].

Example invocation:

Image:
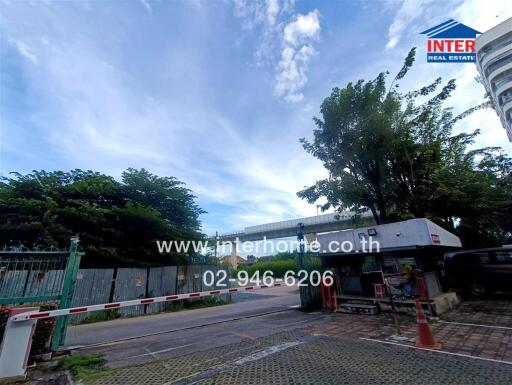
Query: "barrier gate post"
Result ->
[[0, 307, 39, 382], [51, 237, 83, 351]]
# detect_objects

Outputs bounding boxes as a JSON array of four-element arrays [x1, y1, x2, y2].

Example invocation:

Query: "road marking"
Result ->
[[164, 342, 303, 385], [123, 343, 196, 360], [438, 320, 512, 331], [359, 337, 512, 365], [233, 342, 302, 365]]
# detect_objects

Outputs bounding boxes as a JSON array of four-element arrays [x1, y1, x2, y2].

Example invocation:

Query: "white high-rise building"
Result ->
[[475, 18, 512, 142]]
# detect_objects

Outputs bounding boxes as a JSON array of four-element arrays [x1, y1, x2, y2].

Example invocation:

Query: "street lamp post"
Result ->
[[296, 223, 305, 308]]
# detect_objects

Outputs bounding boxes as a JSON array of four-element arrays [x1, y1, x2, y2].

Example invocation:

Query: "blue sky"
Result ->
[[1, 0, 511, 237]]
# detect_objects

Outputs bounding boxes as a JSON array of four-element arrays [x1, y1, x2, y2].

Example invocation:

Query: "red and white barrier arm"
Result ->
[[10, 283, 283, 322]]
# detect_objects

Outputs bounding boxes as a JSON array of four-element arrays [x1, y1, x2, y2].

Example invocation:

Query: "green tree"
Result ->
[[0, 169, 205, 266], [298, 48, 512, 246]]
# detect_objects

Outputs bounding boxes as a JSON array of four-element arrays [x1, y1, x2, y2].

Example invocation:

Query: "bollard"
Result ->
[[0, 307, 39, 382]]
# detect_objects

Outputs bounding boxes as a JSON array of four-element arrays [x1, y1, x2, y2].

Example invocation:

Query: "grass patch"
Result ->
[[59, 354, 108, 384], [162, 296, 231, 312], [78, 309, 121, 325], [77, 297, 231, 325]]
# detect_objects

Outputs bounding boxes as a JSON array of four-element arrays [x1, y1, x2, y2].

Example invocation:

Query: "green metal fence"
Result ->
[[0, 238, 83, 350]]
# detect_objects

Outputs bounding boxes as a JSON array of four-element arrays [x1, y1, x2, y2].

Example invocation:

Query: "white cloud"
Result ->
[[234, 0, 294, 29], [139, 0, 152, 15], [233, 0, 266, 30], [265, 0, 280, 26], [386, 0, 430, 50], [275, 10, 320, 102], [234, 0, 287, 64], [454, 0, 512, 30], [275, 45, 315, 102], [10, 39, 38, 64], [282, 10, 320, 46], [233, 2, 320, 102]]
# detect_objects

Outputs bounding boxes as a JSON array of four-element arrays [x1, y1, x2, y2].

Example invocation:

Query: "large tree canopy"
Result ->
[[0, 168, 205, 266], [298, 48, 512, 247]]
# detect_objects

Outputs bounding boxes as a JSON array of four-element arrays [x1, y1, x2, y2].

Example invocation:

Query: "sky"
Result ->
[[1, 0, 511, 238]]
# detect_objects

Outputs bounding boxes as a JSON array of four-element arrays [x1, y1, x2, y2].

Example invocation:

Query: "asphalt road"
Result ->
[[64, 285, 305, 367]]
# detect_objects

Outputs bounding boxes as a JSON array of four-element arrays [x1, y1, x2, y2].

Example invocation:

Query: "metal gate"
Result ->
[[0, 237, 83, 350]]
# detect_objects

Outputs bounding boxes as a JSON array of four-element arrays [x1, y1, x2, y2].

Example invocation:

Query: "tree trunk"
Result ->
[[369, 205, 380, 224]]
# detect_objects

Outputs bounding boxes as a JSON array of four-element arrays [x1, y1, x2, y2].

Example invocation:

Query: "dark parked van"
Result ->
[[444, 247, 512, 296]]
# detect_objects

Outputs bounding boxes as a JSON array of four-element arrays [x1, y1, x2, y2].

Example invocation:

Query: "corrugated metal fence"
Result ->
[[0, 265, 229, 324], [70, 265, 229, 323]]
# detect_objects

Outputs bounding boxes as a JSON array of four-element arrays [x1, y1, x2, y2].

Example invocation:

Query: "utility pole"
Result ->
[[296, 223, 305, 308], [296, 223, 305, 269], [214, 231, 218, 259]]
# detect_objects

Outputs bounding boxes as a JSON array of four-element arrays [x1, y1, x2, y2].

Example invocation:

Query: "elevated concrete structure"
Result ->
[[217, 211, 375, 242]]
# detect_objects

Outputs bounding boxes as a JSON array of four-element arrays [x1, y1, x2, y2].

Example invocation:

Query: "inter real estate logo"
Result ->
[[420, 19, 481, 63]]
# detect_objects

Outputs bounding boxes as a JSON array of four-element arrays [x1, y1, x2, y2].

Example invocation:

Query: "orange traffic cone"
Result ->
[[414, 300, 442, 349]]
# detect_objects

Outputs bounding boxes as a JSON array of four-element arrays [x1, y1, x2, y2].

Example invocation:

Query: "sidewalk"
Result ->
[[309, 298, 512, 363]]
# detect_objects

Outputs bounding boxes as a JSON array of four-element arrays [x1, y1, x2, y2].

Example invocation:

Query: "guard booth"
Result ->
[[317, 218, 461, 315]]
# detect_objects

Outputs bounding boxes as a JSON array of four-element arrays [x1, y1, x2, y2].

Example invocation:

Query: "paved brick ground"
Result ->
[[87, 331, 511, 385], [441, 298, 512, 326], [44, 298, 512, 385], [309, 298, 512, 362], [196, 335, 512, 385]]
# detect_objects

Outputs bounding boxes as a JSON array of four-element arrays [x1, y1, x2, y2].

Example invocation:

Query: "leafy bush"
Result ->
[[0, 306, 9, 342], [30, 303, 58, 358], [0, 169, 205, 266], [162, 296, 231, 312], [79, 309, 121, 325]]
